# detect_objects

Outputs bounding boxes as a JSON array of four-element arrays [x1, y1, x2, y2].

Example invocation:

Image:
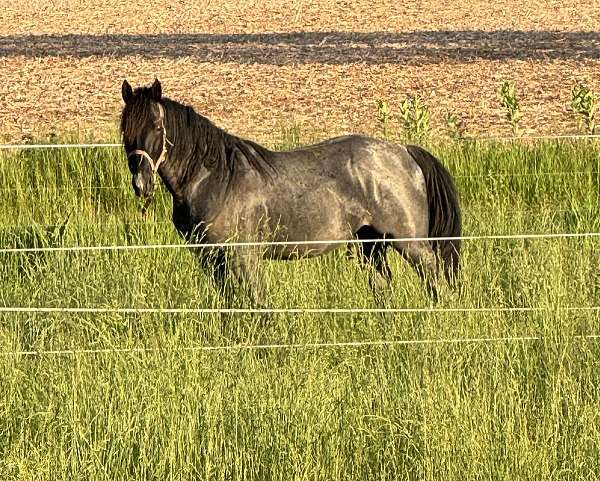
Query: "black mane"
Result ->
[[120, 88, 276, 183]]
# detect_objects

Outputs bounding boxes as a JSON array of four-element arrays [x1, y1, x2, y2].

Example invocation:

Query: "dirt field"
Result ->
[[2, 1, 600, 143]]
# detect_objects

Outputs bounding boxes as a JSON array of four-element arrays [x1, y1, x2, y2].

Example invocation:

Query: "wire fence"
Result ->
[[0, 143, 122, 150], [462, 133, 600, 142], [2, 334, 599, 358], [1, 133, 600, 151], [0, 186, 126, 192], [0, 306, 598, 315], [456, 171, 598, 179], [0, 136, 597, 359], [0, 231, 597, 254], [0, 206, 589, 231]]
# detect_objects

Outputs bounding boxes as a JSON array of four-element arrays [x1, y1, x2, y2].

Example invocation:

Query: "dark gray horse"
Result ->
[[120, 79, 461, 303]]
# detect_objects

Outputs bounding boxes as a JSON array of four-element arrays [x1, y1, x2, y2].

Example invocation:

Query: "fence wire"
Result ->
[[2, 334, 599, 358], [1, 133, 600, 150], [0, 231, 597, 254], [0, 306, 598, 316]]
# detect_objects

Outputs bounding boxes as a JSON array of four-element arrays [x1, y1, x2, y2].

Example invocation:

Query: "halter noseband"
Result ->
[[126, 103, 172, 174]]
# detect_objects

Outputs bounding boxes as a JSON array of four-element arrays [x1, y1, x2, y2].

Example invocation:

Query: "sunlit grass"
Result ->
[[0, 136, 599, 480]]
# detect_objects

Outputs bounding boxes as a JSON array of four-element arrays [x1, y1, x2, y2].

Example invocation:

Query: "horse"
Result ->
[[120, 79, 461, 305]]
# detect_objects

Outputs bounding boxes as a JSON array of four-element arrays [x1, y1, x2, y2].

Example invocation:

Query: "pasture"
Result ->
[[0, 136, 598, 479]]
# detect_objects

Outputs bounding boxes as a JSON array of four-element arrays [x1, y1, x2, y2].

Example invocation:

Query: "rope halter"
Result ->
[[126, 102, 173, 215], [126, 102, 172, 175]]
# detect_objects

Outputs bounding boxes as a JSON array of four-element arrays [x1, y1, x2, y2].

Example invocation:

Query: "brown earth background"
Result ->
[[2, 0, 600, 144]]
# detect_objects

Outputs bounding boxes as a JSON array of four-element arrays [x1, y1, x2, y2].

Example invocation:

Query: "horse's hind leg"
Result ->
[[363, 242, 392, 292], [354, 226, 392, 295], [391, 240, 440, 301]]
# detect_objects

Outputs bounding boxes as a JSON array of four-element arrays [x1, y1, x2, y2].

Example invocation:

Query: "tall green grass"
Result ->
[[0, 136, 599, 480]]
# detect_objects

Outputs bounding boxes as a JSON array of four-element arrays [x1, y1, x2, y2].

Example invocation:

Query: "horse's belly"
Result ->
[[203, 177, 367, 257], [261, 240, 343, 260]]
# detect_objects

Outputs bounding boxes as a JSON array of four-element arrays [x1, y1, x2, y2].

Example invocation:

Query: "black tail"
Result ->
[[405, 144, 462, 285]]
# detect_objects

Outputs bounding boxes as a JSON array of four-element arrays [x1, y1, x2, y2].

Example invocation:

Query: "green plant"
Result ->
[[500, 81, 523, 136], [277, 123, 303, 150], [375, 99, 392, 139], [398, 94, 431, 141], [444, 111, 466, 140], [571, 84, 597, 135]]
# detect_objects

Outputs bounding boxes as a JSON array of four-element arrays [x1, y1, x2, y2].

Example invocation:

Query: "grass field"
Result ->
[[0, 134, 599, 479]]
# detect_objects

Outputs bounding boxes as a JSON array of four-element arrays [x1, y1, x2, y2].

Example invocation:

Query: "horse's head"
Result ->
[[120, 79, 170, 198]]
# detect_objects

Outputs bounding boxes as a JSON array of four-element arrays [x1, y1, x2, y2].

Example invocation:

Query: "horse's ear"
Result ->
[[122, 80, 133, 104], [151, 78, 162, 101]]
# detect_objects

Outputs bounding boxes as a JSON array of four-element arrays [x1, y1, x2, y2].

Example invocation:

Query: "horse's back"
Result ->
[[272, 134, 422, 182], [268, 134, 428, 233], [278, 134, 427, 213]]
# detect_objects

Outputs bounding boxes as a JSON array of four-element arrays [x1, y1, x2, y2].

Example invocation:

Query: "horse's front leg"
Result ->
[[198, 247, 270, 341], [198, 247, 267, 308], [227, 247, 268, 309]]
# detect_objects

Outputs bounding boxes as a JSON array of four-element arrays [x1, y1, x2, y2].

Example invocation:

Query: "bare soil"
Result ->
[[1, 1, 600, 143]]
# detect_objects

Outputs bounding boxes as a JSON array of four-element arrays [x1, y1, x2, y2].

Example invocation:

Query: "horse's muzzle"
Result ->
[[132, 174, 152, 198]]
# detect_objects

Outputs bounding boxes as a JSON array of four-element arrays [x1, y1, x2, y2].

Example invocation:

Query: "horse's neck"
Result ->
[[157, 165, 181, 200], [158, 109, 231, 201], [158, 147, 215, 202]]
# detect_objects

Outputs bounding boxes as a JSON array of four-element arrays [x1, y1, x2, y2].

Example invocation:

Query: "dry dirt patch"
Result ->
[[1, 1, 600, 143]]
